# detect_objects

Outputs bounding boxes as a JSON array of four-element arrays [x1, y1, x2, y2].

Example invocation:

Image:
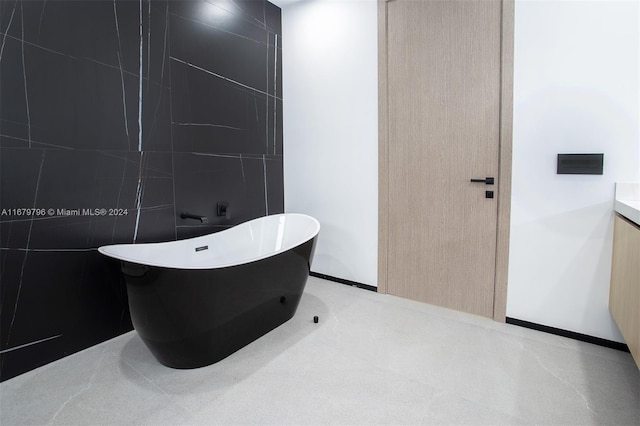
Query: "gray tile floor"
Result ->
[[1, 277, 639, 425]]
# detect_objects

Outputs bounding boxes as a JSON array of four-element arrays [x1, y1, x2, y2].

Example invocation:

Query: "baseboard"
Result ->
[[306, 277, 628, 353], [309, 272, 377, 292], [506, 317, 630, 352]]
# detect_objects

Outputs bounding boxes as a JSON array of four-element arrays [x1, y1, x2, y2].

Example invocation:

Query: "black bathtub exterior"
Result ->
[[120, 237, 316, 368]]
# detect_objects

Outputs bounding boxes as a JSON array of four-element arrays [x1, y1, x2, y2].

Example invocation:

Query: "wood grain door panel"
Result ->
[[385, 0, 503, 317]]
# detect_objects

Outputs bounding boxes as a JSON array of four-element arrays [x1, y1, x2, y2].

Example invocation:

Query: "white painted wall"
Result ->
[[508, 0, 639, 341], [277, 0, 639, 341], [280, 0, 379, 286]]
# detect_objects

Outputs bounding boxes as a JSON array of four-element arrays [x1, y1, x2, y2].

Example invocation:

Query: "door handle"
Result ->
[[470, 177, 494, 185]]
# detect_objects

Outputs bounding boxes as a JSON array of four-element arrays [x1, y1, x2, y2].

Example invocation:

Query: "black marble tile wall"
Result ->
[[0, 0, 283, 381]]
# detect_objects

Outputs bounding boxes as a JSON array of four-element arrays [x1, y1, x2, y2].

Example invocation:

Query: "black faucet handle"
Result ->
[[217, 201, 230, 220]]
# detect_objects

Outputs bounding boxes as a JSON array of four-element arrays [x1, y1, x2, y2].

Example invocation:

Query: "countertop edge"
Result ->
[[614, 200, 640, 227], [614, 183, 640, 227]]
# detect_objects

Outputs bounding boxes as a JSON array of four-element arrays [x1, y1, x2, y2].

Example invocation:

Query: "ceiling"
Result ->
[[269, 0, 305, 8]]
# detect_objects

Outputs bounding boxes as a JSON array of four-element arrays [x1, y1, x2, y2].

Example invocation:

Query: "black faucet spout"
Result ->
[[180, 212, 208, 223]]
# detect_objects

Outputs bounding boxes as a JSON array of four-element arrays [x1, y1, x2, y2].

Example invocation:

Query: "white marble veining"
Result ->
[[137, 0, 143, 152], [132, 153, 145, 243], [263, 155, 269, 214], [0, 0, 18, 61], [20, 1, 32, 148], [0, 134, 74, 150], [173, 122, 243, 130], [170, 56, 282, 101], [5, 151, 46, 348], [239, 154, 247, 187], [36, 0, 48, 41], [0, 334, 62, 355], [113, 1, 131, 150], [273, 33, 278, 155], [1, 277, 638, 425], [615, 182, 640, 226]]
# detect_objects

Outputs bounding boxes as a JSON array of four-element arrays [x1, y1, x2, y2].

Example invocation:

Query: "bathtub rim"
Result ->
[[98, 213, 320, 270]]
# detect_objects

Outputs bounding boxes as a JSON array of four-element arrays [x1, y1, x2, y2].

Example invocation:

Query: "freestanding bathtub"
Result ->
[[98, 213, 320, 368]]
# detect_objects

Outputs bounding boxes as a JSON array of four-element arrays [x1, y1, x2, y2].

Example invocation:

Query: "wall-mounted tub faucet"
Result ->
[[180, 212, 208, 223], [217, 201, 230, 220]]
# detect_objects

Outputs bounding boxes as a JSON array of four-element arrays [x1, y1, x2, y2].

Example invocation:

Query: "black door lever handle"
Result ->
[[470, 177, 494, 185]]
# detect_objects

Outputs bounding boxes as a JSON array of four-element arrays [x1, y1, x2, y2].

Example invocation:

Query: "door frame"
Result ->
[[377, 0, 514, 321]]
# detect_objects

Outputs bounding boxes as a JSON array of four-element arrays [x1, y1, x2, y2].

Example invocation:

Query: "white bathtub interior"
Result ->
[[98, 213, 320, 269]]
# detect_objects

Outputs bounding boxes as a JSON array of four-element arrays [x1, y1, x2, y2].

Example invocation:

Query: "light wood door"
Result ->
[[381, 0, 511, 318]]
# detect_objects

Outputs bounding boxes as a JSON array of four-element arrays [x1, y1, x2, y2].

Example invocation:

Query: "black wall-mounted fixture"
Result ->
[[557, 154, 604, 175], [180, 212, 208, 223], [217, 201, 230, 220]]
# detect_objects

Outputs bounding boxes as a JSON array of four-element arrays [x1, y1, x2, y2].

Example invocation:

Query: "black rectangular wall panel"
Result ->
[[557, 154, 604, 175], [0, 0, 283, 381]]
